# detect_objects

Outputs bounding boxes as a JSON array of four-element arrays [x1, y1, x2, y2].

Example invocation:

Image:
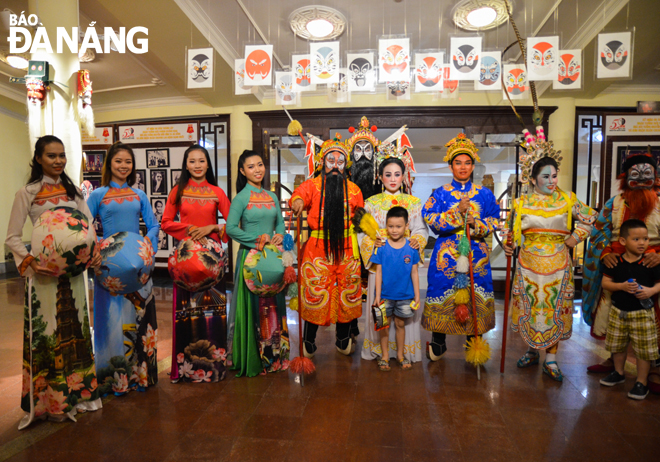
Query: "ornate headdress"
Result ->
[[518, 127, 562, 183], [443, 133, 481, 163], [346, 116, 380, 154], [304, 133, 351, 178], [375, 125, 416, 191]]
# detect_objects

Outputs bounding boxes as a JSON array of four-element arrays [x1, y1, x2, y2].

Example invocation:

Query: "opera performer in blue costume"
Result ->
[[422, 133, 500, 360], [87, 142, 160, 395]]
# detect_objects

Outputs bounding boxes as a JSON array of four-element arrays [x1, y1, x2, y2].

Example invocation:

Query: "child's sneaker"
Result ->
[[628, 382, 649, 400], [600, 371, 626, 386]]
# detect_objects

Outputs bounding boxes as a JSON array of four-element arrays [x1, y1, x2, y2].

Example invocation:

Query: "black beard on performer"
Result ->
[[350, 157, 380, 200], [320, 170, 349, 263]]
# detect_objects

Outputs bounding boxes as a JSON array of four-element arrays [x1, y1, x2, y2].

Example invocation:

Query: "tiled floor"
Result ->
[[0, 275, 659, 462]]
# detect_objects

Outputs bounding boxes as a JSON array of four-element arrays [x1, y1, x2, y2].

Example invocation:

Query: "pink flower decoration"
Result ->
[[191, 369, 212, 383], [41, 209, 72, 232], [142, 324, 157, 357], [179, 361, 194, 378], [212, 348, 227, 361], [102, 276, 126, 294], [66, 372, 85, 392], [75, 247, 91, 266], [34, 375, 47, 391], [138, 361, 149, 387], [112, 372, 129, 393], [177, 353, 185, 364], [81, 390, 92, 400], [90, 377, 98, 391], [138, 239, 155, 267], [41, 234, 54, 250], [40, 386, 68, 414]]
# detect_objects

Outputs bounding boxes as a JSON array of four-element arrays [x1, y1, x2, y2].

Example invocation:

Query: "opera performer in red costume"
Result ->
[[290, 134, 365, 357]]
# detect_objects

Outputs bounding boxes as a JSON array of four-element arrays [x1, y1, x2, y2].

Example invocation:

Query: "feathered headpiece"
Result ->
[[443, 133, 481, 163], [375, 125, 416, 191], [304, 132, 351, 178]]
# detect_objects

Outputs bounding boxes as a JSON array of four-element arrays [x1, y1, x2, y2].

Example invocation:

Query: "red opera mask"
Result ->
[[295, 58, 311, 86], [26, 78, 46, 105], [558, 53, 580, 85], [506, 68, 527, 95], [245, 49, 271, 80], [530, 42, 555, 73], [383, 45, 408, 75], [417, 57, 441, 86]]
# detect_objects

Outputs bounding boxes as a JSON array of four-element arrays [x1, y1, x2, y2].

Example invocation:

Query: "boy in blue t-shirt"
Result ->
[[372, 206, 421, 371]]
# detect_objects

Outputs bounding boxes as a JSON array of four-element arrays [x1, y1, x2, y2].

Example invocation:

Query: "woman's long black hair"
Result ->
[[236, 150, 263, 193], [174, 144, 217, 206], [27, 135, 82, 200], [378, 157, 407, 194]]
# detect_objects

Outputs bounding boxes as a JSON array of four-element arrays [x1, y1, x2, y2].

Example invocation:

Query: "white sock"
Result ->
[[546, 353, 558, 369]]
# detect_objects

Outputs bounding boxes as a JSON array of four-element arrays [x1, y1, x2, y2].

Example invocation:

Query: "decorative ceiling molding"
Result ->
[[536, 0, 630, 96], [0, 82, 25, 103], [0, 105, 25, 121], [173, 0, 265, 102], [94, 95, 210, 113]]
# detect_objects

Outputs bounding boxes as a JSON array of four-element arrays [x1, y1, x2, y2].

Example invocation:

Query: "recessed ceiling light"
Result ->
[[289, 6, 346, 41], [467, 6, 498, 28], [453, 0, 512, 31], [6, 54, 29, 69], [306, 18, 334, 38]]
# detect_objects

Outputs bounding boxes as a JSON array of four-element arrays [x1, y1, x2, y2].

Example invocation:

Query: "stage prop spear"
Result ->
[[464, 212, 491, 380]]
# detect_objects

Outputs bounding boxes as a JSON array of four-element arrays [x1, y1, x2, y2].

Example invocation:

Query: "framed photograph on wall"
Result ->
[[134, 169, 146, 192], [146, 148, 170, 168], [87, 177, 101, 190], [158, 229, 169, 251], [150, 197, 166, 222], [171, 169, 182, 187], [85, 152, 104, 173], [150, 170, 167, 195]]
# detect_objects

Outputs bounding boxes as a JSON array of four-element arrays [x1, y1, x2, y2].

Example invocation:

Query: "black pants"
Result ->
[[304, 321, 355, 350]]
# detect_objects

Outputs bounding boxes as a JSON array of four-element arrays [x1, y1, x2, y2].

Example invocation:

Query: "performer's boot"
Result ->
[[349, 318, 360, 341], [426, 333, 447, 361], [336, 321, 355, 355], [303, 322, 319, 358]]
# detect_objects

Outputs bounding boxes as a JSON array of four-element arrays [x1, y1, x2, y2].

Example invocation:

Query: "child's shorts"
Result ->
[[605, 306, 660, 361], [383, 299, 415, 319]]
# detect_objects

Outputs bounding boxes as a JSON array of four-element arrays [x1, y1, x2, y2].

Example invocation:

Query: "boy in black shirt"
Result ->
[[600, 219, 660, 399]]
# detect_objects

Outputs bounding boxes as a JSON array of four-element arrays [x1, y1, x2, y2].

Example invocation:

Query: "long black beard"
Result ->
[[350, 158, 380, 199], [320, 171, 349, 262]]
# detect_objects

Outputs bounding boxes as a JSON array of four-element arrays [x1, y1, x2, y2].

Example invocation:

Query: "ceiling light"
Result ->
[[306, 18, 334, 38], [289, 6, 346, 41], [453, 0, 512, 31], [6, 54, 29, 69], [467, 7, 498, 27]]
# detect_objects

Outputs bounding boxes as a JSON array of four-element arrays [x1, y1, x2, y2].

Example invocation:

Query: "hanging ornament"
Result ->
[[77, 70, 95, 136]]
